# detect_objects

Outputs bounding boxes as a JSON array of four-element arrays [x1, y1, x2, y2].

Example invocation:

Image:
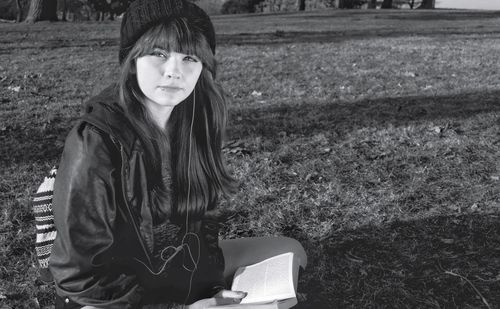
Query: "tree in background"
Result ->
[[19, 0, 134, 22], [418, 0, 434, 9], [381, 0, 393, 9], [390, 0, 426, 9], [190, 0, 225, 15], [0, 0, 29, 21], [90, 0, 114, 21], [58, 0, 67, 21], [25, 0, 58, 23], [298, 0, 305, 10], [15, 0, 22, 21], [63, 0, 92, 21], [339, 0, 365, 8], [221, 0, 265, 14], [221, 0, 249, 14], [86, 0, 133, 21]]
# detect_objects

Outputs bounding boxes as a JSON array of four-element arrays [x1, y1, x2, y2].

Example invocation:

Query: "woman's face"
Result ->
[[136, 47, 203, 114]]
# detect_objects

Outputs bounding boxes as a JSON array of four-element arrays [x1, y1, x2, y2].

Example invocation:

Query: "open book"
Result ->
[[209, 252, 297, 309]]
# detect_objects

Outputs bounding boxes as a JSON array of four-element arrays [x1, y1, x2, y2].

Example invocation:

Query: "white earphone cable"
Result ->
[[182, 88, 201, 306]]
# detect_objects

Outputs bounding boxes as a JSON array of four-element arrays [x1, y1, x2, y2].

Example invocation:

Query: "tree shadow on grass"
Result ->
[[27, 214, 500, 308], [2, 90, 500, 167], [228, 89, 500, 140], [0, 115, 73, 168], [3, 28, 500, 52], [214, 10, 500, 47], [3, 20, 500, 52], [294, 213, 500, 308], [8, 210, 499, 307], [222, 10, 500, 20], [218, 29, 500, 47]]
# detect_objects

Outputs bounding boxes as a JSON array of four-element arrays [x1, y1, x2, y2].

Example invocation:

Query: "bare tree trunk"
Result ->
[[85, 4, 91, 20], [25, 0, 58, 23], [45, 0, 57, 20], [298, 0, 305, 11], [15, 0, 22, 22], [368, 0, 376, 8], [25, 0, 42, 23], [338, 0, 350, 8], [59, 0, 66, 21], [381, 0, 392, 9], [418, 0, 434, 9]]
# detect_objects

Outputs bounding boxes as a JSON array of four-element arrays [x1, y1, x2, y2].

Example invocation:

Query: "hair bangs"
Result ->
[[135, 19, 215, 72]]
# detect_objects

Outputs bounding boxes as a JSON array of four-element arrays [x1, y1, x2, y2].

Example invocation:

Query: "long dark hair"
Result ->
[[118, 19, 235, 222]]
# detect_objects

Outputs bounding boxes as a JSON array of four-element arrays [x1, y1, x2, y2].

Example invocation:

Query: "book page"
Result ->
[[231, 252, 296, 304]]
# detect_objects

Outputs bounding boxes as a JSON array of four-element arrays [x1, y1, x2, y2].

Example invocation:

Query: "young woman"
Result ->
[[49, 0, 307, 308]]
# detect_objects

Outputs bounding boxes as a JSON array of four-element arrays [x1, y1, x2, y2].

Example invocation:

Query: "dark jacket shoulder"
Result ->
[[80, 84, 138, 157]]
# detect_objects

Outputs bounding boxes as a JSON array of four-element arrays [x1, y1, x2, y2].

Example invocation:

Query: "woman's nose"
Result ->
[[163, 57, 181, 79]]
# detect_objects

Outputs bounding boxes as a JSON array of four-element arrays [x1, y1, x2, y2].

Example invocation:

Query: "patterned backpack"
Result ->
[[32, 167, 57, 283]]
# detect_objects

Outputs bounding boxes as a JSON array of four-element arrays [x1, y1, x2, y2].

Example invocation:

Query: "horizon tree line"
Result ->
[[2, 0, 435, 23]]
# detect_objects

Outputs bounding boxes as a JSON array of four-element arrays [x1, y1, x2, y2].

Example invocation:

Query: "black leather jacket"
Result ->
[[49, 85, 226, 308]]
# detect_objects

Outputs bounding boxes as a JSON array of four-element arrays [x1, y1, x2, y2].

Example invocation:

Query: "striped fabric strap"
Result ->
[[33, 167, 57, 270]]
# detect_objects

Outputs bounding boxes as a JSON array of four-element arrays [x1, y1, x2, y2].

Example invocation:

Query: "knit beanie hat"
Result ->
[[119, 0, 216, 64]]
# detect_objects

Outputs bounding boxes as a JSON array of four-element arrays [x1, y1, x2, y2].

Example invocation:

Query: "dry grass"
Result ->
[[1, 9, 500, 308]]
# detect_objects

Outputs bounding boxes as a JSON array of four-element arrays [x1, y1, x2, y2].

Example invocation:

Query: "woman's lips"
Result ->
[[158, 85, 183, 91]]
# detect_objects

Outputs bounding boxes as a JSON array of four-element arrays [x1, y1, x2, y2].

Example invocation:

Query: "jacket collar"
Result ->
[[81, 84, 137, 157]]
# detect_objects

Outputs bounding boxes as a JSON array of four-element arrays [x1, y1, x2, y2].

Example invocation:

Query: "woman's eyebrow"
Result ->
[[152, 45, 167, 51]]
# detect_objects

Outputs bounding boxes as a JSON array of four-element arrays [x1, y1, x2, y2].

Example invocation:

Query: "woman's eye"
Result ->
[[151, 50, 168, 58], [184, 56, 199, 62]]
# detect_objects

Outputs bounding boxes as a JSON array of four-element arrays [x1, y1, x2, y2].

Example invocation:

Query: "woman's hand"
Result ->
[[187, 289, 247, 308]]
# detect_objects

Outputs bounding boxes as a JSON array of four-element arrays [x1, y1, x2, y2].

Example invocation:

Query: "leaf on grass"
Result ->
[[33, 297, 40, 309], [305, 173, 313, 182], [440, 238, 455, 244], [403, 71, 416, 77], [359, 268, 368, 277], [223, 140, 251, 155], [431, 126, 442, 133], [297, 293, 307, 302], [7, 86, 20, 92], [345, 252, 364, 263]]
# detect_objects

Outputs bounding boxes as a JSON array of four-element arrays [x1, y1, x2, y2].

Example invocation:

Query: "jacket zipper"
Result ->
[[118, 144, 153, 268]]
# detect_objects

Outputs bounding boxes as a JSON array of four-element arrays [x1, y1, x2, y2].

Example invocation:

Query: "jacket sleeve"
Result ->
[[201, 210, 227, 295], [50, 123, 143, 308]]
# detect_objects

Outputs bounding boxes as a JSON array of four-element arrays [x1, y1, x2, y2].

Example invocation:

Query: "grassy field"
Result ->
[[1, 9, 500, 308]]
